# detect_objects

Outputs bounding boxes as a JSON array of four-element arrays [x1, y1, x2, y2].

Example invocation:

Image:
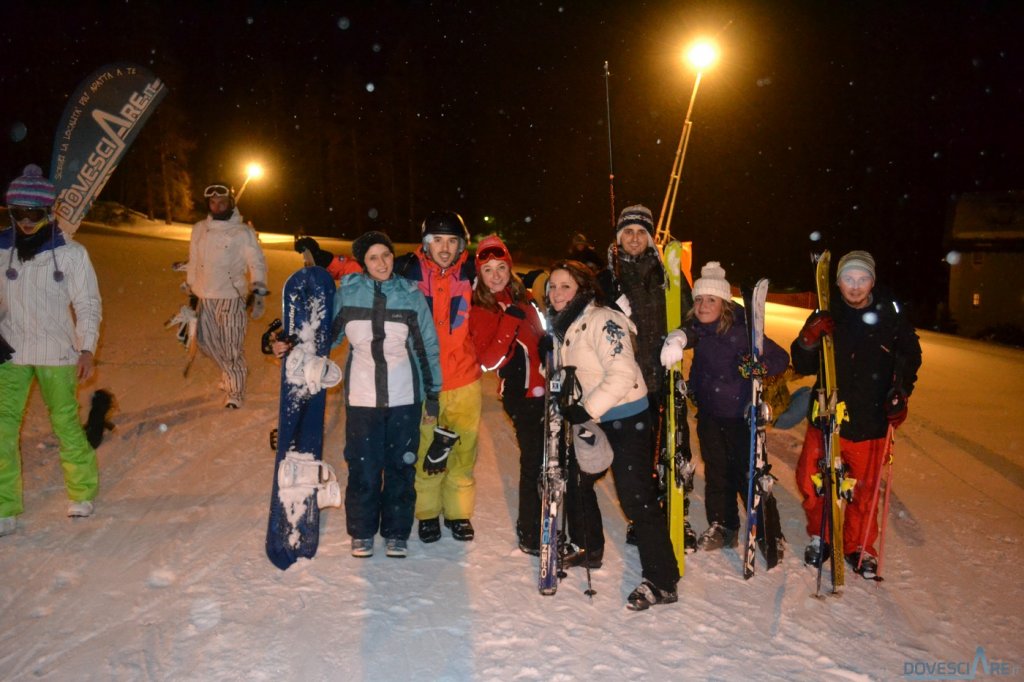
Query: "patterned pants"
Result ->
[[0, 363, 99, 517], [197, 297, 248, 402]]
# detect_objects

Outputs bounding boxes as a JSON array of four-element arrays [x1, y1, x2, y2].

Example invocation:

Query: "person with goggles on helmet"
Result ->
[[185, 182, 268, 409]]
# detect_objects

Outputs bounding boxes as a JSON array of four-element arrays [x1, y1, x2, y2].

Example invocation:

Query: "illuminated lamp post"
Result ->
[[654, 39, 719, 248]]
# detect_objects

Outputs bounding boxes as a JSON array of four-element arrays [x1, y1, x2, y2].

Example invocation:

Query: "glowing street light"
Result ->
[[236, 162, 264, 201], [654, 38, 719, 247]]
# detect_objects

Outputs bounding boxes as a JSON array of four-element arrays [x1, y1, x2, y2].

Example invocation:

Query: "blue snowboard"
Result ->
[[266, 266, 336, 570]]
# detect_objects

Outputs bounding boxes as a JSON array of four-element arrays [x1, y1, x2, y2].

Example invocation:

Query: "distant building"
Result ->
[[945, 191, 1024, 337]]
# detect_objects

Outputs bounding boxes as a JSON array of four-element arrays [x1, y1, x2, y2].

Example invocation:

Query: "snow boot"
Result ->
[[847, 551, 879, 579], [626, 579, 678, 611], [444, 518, 475, 542], [697, 522, 738, 551], [385, 538, 408, 558], [418, 517, 442, 543], [351, 537, 374, 558], [0, 516, 15, 537], [68, 500, 94, 518], [804, 535, 830, 567], [561, 543, 603, 569]]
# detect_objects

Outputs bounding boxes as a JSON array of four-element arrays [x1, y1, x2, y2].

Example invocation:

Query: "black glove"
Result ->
[[886, 387, 908, 428], [425, 397, 440, 420], [798, 310, 835, 348], [504, 304, 526, 320], [537, 334, 554, 358], [0, 333, 13, 364], [563, 404, 591, 425], [295, 237, 335, 269], [423, 426, 460, 475]]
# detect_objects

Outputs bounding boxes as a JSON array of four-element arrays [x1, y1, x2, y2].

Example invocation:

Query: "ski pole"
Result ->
[[876, 428, 896, 578], [856, 425, 892, 572], [604, 61, 616, 230]]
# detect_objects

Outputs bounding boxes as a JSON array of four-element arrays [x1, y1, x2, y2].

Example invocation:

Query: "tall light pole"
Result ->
[[654, 39, 719, 248], [235, 162, 264, 201]]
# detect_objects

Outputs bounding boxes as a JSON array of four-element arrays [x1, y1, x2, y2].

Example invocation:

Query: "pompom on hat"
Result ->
[[351, 230, 394, 268], [836, 250, 876, 282], [692, 261, 732, 300], [6, 164, 56, 207]]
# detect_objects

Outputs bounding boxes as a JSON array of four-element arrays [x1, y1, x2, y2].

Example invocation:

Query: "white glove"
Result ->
[[660, 329, 688, 368], [250, 294, 266, 320], [303, 356, 343, 394]]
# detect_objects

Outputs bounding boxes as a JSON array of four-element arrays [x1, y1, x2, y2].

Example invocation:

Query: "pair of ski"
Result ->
[[741, 280, 784, 579], [537, 354, 598, 597]]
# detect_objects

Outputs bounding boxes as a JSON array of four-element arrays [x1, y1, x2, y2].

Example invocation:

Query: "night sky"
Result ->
[[2, 1, 1021, 323]]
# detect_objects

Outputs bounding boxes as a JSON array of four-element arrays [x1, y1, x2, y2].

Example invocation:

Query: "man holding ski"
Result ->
[[598, 204, 697, 552], [792, 250, 922, 578]]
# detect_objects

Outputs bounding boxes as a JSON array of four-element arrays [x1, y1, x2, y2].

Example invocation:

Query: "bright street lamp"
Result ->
[[654, 39, 719, 247], [236, 162, 264, 201]]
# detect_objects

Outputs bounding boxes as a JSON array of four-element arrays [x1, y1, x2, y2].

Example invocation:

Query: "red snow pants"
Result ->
[[795, 426, 886, 557]]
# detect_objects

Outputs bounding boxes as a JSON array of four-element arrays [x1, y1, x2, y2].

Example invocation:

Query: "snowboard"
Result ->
[[662, 240, 692, 571], [813, 251, 847, 594], [265, 266, 337, 570], [741, 280, 783, 578]]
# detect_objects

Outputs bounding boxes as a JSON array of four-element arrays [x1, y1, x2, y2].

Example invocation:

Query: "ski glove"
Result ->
[[563, 403, 591, 425], [798, 310, 834, 349], [886, 387, 909, 428], [423, 426, 460, 475], [295, 237, 335, 270], [537, 333, 554, 358], [503, 304, 526, 320], [424, 397, 440, 420], [249, 283, 270, 321], [0, 332, 14, 364], [660, 328, 689, 368]]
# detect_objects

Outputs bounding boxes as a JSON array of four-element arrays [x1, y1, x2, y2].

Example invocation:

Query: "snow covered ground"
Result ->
[[1, 221, 1021, 681]]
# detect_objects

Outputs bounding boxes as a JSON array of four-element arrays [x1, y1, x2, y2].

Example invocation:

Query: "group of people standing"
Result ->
[[0, 163, 922, 611]]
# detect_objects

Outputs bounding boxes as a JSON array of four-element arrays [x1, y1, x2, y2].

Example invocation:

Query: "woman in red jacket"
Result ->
[[469, 235, 547, 554]]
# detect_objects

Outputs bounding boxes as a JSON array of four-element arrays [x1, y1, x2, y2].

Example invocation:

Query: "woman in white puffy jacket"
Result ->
[[546, 260, 679, 611]]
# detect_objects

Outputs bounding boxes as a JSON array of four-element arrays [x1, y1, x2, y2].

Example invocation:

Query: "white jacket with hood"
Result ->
[[558, 302, 648, 423], [186, 208, 267, 299]]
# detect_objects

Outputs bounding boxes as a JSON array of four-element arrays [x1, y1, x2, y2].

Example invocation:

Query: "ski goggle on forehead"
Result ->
[[476, 245, 509, 264], [204, 185, 232, 198]]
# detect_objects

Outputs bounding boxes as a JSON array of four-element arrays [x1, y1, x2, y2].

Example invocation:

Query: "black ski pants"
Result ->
[[568, 410, 680, 591], [696, 414, 750, 531], [503, 395, 545, 549]]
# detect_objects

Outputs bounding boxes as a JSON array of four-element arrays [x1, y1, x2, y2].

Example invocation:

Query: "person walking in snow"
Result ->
[[547, 259, 680, 611], [791, 250, 921, 578], [185, 182, 268, 409], [598, 204, 697, 550], [660, 262, 788, 553], [394, 211, 482, 543], [469, 235, 548, 555], [329, 231, 441, 558], [0, 164, 102, 535]]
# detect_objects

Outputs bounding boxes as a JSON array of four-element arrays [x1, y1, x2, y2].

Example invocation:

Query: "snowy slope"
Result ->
[[0, 224, 1021, 681]]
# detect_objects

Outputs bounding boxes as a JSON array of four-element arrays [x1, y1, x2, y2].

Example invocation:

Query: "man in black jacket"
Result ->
[[792, 250, 922, 578]]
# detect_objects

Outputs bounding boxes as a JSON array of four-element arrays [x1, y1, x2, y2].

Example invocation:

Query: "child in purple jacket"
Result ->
[[660, 262, 789, 552]]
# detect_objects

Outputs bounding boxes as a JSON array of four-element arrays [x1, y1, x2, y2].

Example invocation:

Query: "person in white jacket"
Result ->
[[0, 164, 102, 535], [186, 182, 268, 408], [546, 259, 679, 611]]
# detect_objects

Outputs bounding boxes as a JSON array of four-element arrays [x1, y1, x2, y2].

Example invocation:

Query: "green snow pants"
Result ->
[[0, 363, 99, 517]]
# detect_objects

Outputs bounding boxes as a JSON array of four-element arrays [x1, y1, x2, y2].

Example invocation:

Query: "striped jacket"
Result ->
[[332, 273, 442, 409], [0, 228, 101, 366]]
